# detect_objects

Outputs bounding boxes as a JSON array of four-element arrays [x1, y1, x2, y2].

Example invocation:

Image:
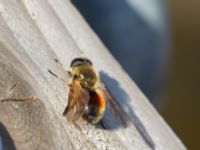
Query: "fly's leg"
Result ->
[[99, 119, 109, 129], [48, 69, 72, 87]]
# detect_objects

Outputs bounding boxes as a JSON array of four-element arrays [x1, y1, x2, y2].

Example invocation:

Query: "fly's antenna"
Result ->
[[48, 69, 65, 82]]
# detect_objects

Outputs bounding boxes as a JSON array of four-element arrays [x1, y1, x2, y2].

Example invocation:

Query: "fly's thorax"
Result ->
[[71, 64, 98, 89]]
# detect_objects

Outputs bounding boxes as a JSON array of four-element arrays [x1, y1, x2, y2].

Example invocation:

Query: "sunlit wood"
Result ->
[[0, 0, 186, 149]]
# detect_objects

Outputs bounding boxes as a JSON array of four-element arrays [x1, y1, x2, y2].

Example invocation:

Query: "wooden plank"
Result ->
[[0, 0, 186, 149]]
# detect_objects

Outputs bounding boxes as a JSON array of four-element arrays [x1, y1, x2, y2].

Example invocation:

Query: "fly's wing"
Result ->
[[63, 80, 89, 123], [100, 83, 128, 128]]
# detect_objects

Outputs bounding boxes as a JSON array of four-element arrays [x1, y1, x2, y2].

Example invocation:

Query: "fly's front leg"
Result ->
[[66, 70, 73, 87]]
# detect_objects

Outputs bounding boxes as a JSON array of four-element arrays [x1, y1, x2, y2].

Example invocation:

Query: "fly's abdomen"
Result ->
[[84, 90, 106, 124]]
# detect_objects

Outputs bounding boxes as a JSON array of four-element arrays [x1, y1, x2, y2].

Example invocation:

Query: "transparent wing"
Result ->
[[63, 80, 89, 123], [100, 83, 128, 128]]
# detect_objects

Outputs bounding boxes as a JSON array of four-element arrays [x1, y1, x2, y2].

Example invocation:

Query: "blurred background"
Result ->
[[72, 0, 199, 149]]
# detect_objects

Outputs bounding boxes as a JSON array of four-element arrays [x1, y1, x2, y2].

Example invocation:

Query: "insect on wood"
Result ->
[[49, 57, 128, 127]]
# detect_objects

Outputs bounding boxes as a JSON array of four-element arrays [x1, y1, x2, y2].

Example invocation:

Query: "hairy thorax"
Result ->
[[72, 64, 98, 90]]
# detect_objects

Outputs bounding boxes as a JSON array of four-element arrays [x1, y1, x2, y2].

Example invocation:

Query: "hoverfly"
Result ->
[[63, 58, 127, 127]]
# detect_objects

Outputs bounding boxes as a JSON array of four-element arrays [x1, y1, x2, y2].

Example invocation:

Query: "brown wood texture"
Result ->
[[0, 0, 186, 150]]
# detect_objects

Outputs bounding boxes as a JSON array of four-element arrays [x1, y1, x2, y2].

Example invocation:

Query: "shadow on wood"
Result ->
[[100, 71, 155, 149], [0, 122, 16, 150], [0, 0, 186, 149]]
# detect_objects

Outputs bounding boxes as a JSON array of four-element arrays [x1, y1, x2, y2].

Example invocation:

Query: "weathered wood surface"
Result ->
[[0, 0, 186, 150]]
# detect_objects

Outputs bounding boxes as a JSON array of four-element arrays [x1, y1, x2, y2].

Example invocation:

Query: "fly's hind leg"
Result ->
[[99, 118, 109, 129], [73, 121, 82, 131]]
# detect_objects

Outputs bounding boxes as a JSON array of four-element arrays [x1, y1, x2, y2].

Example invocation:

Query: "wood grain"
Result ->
[[0, 0, 186, 149]]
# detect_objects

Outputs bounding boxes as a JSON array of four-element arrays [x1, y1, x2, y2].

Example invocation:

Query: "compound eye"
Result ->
[[71, 58, 92, 67]]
